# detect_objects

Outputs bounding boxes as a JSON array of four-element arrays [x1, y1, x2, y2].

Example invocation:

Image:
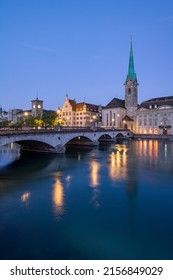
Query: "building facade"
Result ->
[[9, 98, 44, 123], [60, 95, 101, 127], [136, 97, 173, 135], [0, 107, 8, 122], [102, 39, 173, 135], [102, 38, 138, 131]]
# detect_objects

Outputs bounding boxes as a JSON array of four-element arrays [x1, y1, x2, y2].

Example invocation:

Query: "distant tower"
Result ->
[[31, 97, 43, 117], [125, 37, 138, 118]]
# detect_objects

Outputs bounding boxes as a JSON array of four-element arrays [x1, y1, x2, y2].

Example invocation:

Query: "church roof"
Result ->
[[138, 96, 173, 109], [126, 37, 137, 82], [105, 97, 125, 109], [122, 115, 134, 122]]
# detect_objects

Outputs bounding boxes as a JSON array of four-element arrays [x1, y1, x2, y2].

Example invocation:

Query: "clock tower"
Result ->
[[31, 97, 43, 117], [125, 38, 138, 118]]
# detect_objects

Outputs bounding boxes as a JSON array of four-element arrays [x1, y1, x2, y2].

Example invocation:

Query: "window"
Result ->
[[106, 113, 108, 126], [128, 88, 131, 95]]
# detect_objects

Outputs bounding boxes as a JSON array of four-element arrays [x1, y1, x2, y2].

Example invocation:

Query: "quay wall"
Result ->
[[133, 134, 173, 140]]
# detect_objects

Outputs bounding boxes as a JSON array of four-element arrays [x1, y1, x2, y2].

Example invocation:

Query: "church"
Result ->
[[102, 39, 173, 135]]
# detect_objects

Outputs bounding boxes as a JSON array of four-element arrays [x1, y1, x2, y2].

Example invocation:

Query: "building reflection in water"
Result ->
[[90, 160, 100, 188], [65, 175, 71, 187], [89, 160, 101, 208], [137, 140, 159, 159], [52, 174, 64, 219], [21, 192, 31, 202], [21, 192, 31, 208], [109, 145, 128, 181]]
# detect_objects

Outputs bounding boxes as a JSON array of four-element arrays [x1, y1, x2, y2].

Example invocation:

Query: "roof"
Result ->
[[76, 102, 99, 111], [126, 37, 137, 82], [122, 115, 134, 122], [68, 99, 76, 110], [104, 98, 125, 109], [138, 96, 173, 110]]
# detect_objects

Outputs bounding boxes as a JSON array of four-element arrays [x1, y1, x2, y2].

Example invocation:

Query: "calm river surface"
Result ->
[[0, 140, 173, 260]]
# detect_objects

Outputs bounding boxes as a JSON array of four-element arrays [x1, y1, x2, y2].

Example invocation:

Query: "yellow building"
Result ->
[[61, 95, 101, 127]]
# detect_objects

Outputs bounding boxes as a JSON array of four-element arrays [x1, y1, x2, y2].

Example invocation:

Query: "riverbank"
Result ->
[[132, 133, 173, 140]]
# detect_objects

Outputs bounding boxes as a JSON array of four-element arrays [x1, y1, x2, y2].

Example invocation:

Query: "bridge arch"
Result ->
[[116, 133, 125, 138], [98, 134, 113, 142], [15, 139, 56, 153], [65, 136, 93, 147]]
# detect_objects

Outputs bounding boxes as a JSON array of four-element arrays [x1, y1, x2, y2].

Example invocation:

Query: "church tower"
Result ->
[[125, 37, 138, 118]]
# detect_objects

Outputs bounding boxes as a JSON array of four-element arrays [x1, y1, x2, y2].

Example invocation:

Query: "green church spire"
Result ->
[[126, 36, 137, 81]]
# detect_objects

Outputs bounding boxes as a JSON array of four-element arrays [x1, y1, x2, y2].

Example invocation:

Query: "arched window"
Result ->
[[128, 88, 131, 95]]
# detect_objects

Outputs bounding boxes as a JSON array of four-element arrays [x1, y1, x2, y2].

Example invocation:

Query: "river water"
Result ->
[[0, 140, 173, 260]]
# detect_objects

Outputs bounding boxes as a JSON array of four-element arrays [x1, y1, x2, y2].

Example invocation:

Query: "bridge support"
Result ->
[[55, 144, 66, 154]]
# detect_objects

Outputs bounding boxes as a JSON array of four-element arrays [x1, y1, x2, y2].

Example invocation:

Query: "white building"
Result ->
[[102, 39, 173, 135]]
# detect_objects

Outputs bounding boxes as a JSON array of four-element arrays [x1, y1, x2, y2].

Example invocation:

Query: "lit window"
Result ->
[[37, 105, 41, 108]]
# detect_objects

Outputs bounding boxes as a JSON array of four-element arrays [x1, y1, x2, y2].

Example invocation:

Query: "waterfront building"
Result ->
[[102, 38, 138, 131], [9, 98, 44, 123], [31, 98, 43, 117], [60, 95, 101, 127], [102, 38, 173, 135], [0, 107, 8, 122], [136, 96, 173, 135]]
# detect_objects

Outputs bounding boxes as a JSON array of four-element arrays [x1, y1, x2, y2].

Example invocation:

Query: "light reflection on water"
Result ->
[[52, 174, 64, 220], [0, 140, 173, 259]]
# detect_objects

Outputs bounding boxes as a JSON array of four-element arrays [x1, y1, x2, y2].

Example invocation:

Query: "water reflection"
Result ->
[[89, 160, 101, 208], [137, 140, 173, 171], [52, 174, 64, 219], [21, 192, 31, 202], [0, 143, 20, 167], [109, 145, 128, 181], [1, 140, 173, 259], [89, 160, 100, 188]]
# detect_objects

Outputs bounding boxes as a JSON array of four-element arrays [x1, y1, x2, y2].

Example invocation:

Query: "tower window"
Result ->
[[128, 88, 131, 95]]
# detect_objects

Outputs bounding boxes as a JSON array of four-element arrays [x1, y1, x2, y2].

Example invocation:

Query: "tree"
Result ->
[[42, 111, 57, 127]]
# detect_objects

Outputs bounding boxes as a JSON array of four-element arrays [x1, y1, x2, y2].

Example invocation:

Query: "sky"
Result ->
[[1, 0, 173, 111]]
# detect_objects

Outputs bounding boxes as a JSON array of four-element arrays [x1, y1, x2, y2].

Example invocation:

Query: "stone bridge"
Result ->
[[0, 128, 132, 153]]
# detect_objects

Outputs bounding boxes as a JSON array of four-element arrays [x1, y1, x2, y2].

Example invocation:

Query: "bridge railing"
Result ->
[[0, 126, 130, 136]]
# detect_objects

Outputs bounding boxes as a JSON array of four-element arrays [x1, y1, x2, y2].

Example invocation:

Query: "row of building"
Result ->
[[1, 39, 173, 135]]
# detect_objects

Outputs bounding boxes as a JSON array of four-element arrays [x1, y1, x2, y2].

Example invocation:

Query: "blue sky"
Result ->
[[1, 0, 173, 111]]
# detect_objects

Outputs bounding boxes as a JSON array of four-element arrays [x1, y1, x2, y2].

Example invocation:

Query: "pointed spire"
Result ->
[[126, 36, 137, 81]]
